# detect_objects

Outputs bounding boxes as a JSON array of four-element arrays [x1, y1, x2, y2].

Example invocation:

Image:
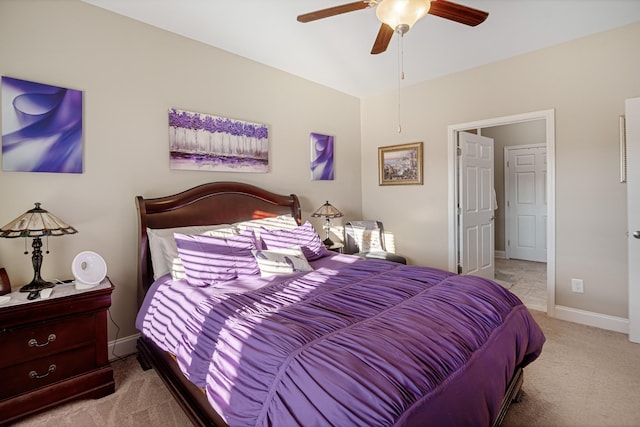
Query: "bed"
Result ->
[[135, 181, 545, 427]]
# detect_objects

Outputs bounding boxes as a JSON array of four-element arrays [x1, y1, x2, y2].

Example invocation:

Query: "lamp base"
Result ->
[[323, 237, 334, 247], [19, 278, 55, 293]]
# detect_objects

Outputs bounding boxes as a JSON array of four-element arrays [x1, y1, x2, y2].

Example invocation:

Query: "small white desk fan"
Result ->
[[72, 251, 107, 290]]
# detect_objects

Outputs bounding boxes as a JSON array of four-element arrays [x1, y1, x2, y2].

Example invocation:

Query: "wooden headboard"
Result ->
[[135, 181, 301, 306]]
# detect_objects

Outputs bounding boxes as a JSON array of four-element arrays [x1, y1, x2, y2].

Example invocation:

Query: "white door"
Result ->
[[459, 132, 495, 279], [505, 144, 547, 262], [626, 97, 640, 343]]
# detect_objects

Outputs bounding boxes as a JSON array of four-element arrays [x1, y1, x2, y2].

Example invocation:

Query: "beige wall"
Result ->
[[0, 0, 362, 339], [2, 0, 638, 338], [361, 22, 640, 319]]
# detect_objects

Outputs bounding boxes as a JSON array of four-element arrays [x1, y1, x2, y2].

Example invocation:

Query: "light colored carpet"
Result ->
[[12, 355, 191, 427], [13, 311, 640, 426], [502, 310, 640, 427]]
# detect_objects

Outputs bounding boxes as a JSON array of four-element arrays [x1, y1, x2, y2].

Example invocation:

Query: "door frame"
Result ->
[[447, 109, 556, 316], [626, 97, 640, 343]]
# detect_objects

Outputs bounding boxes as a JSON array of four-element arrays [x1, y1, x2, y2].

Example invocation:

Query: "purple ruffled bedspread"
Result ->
[[137, 259, 545, 427]]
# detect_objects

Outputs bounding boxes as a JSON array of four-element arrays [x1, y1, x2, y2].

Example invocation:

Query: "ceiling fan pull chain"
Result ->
[[397, 31, 404, 133], [400, 29, 405, 80]]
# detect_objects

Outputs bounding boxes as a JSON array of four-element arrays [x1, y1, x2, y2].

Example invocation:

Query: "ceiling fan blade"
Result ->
[[428, 0, 489, 26], [297, 1, 370, 23], [371, 23, 394, 55]]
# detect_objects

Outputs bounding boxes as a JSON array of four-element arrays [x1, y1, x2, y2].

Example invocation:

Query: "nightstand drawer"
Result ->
[[0, 345, 96, 399], [0, 313, 96, 368]]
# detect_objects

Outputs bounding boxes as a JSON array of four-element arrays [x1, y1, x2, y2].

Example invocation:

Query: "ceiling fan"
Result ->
[[297, 0, 489, 54]]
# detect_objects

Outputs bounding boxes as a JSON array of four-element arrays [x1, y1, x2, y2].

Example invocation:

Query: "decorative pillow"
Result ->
[[174, 228, 260, 287], [259, 221, 330, 261], [147, 225, 238, 280], [252, 246, 313, 277]]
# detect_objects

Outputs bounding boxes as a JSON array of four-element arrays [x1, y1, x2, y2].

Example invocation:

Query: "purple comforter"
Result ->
[[137, 259, 545, 427]]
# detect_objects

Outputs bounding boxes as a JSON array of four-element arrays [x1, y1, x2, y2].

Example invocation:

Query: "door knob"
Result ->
[[634, 231, 640, 239]]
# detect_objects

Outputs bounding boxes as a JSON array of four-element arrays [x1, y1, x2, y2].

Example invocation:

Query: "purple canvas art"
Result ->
[[310, 132, 334, 180], [1, 76, 83, 173], [169, 108, 269, 173]]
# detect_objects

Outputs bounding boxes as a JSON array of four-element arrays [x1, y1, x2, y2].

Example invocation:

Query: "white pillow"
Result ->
[[235, 214, 299, 239], [147, 225, 238, 280], [252, 246, 313, 277]]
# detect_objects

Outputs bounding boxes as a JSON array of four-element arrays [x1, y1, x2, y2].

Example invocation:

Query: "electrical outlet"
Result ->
[[571, 278, 584, 293]]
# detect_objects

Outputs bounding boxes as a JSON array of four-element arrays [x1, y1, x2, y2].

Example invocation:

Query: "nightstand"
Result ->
[[327, 243, 344, 253], [0, 278, 115, 424]]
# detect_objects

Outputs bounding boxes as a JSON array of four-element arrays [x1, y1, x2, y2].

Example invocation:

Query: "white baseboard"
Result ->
[[495, 251, 507, 259], [525, 303, 547, 313], [554, 305, 629, 334], [108, 333, 140, 361]]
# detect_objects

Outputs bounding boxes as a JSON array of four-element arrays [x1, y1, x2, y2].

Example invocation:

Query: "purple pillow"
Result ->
[[174, 228, 260, 287], [260, 221, 330, 261]]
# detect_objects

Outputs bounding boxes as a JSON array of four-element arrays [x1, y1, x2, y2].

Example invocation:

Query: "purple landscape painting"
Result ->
[[310, 132, 334, 180], [2, 76, 83, 173], [169, 108, 269, 173]]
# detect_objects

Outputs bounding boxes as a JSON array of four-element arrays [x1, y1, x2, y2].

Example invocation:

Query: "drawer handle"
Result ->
[[29, 364, 56, 379], [28, 334, 57, 348]]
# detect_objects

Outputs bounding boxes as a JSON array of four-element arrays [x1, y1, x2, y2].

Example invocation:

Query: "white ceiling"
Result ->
[[82, 0, 640, 98]]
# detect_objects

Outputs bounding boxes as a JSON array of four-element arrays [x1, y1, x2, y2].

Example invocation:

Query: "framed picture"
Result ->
[[310, 132, 334, 180], [378, 142, 423, 186], [2, 76, 83, 173]]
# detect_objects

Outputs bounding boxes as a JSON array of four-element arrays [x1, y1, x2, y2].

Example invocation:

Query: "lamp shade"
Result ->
[[311, 201, 343, 219], [0, 203, 77, 238], [0, 203, 77, 292], [376, 0, 431, 33]]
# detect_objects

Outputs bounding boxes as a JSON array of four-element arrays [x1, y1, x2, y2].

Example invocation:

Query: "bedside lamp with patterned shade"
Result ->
[[0, 203, 77, 292], [311, 201, 343, 247]]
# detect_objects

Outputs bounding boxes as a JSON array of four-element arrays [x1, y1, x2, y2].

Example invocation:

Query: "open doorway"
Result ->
[[487, 129, 547, 312], [447, 110, 555, 316]]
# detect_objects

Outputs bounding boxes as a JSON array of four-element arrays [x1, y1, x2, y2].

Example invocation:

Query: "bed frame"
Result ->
[[135, 181, 522, 427]]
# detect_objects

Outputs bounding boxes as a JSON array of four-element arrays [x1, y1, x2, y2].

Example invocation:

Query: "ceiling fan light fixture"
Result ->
[[376, 0, 431, 34]]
